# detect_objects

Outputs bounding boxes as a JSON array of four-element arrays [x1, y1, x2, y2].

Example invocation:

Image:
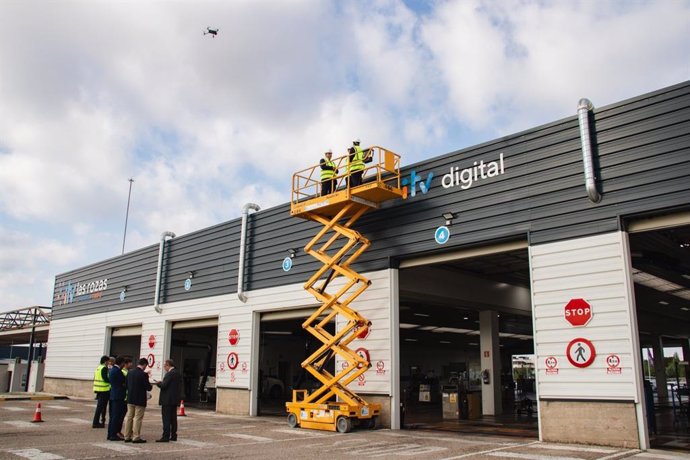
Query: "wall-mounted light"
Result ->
[[122, 286, 128, 292], [187, 271, 194, 279], [288, 248, 297, 259], [442, 212, 455, 226]]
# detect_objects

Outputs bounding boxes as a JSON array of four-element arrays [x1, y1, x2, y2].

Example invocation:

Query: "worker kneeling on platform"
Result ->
[[320, 149, 338, 196]]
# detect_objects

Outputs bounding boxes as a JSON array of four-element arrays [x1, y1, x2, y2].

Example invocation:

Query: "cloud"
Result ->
[[0, 0, 688, 310]]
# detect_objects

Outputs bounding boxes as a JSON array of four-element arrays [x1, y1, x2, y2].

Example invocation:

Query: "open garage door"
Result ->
[[258, 308, 334, 416], [171, 318, 218, 410], [399, 243, 538, 437], [627, 214, 690, 451], [110, 325, 142, 360]]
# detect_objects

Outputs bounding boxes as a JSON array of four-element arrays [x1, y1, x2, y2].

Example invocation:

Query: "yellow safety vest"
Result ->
[[93, 364, 110, 393], [348, 146, 365, 173], [321, 159, 336, 181]]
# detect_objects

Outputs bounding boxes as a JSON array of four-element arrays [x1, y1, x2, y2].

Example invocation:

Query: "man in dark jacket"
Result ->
[[155, 358, 182, 442], [123, 358, 153, 443], [107, 356, 127, 441]]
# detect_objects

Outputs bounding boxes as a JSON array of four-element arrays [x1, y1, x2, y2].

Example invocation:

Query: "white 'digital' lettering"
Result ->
[[441, 153, 505, 190]]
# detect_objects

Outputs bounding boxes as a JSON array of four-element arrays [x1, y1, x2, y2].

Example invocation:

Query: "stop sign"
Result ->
[[564, 298, 592, 327], [228, 328, 240, 346]]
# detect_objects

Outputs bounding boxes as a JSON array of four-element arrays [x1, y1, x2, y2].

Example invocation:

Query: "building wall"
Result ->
[[45, 269, 393, 419], [530, 232, 645, 447], [51, 82, 690, 322]]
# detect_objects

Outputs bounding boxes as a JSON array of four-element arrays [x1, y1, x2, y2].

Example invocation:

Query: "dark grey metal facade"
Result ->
[[52, 81, 690, 320]]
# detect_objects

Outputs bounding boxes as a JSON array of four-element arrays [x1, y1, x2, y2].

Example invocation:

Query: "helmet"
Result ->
[[325, 149, 332, 154], [353, 138, 360, 144]]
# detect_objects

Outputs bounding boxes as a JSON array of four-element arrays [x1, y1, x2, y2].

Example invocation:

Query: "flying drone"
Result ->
[[204, 27, 219, 37]]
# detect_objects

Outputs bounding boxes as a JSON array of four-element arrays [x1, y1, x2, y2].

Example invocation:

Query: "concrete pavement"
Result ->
[[1, 398, 688, 459]]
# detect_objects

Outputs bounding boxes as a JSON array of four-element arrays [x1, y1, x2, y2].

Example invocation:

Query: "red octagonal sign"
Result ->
[[564, 298, 592, 327]]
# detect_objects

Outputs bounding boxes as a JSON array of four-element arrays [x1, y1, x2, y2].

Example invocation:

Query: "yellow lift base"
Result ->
[[286, 147, 404, 433]]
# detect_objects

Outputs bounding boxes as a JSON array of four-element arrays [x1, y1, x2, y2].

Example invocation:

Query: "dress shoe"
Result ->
[[108, 437, 124, 441], [92, 424, 105, 428], [132, 439, 147, 444], [124, 439, 132, 443], [155, 438, 169, 443], [170, 436, 177, 441]]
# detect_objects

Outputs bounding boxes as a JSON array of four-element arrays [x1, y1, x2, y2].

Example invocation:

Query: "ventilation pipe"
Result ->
[[237, 203, 260, 303], [577, 98, 602, 203], [154, 231, 176, 313]]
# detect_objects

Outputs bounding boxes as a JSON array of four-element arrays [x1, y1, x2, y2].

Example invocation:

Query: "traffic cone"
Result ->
[[178, 400, 186, 417], [31, 403, 44, 423]]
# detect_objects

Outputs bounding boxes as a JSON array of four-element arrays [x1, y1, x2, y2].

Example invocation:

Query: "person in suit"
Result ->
[[155, 358, 182, 442], [123, 358, 153, 443], [107, 356, 127, 441]]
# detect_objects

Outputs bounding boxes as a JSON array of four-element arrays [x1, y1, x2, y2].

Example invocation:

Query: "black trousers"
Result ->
[[349, 171, 363, 187], [161, 404, 177, 440], [92, 391, 109, 425], [321, 179, 335, 196], [107, 399, 126, 439]]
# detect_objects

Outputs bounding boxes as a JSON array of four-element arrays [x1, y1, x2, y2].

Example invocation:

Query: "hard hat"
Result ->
[[325, 149, 332, 154], [353, 138, 360, 144]]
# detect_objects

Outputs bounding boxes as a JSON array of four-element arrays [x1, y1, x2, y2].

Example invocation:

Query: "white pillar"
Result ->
[[652, 336, 668, 402], [480, 310, 502, 415]]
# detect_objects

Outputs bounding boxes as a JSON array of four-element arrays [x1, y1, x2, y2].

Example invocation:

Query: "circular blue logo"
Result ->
[[184, 278, 192, 291], [435, 226, 450, 245], [282, 257, 293, 272], [119, 290, 126, 302]]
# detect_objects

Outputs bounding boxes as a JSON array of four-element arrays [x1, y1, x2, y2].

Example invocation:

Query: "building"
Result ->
[[46, 81, 690, 450]]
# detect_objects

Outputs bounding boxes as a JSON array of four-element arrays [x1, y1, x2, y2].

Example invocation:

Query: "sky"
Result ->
[[0, 0, 689, 313]]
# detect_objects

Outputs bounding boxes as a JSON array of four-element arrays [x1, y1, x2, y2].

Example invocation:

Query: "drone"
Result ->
[[203, 27, 219, 37]]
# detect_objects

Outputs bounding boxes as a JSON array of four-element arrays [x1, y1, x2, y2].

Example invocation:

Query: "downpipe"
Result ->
[[577, 98, 602, 203], [154, 231, 176, 313], [237, 203, 260, 303]]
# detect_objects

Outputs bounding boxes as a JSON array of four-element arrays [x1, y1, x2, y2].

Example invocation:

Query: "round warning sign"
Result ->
[[355, 347, 370, 368], [435, 226, 450, 245], [566, 338, 596, 368], [545, 356, 558, 369], [147, 353, 155, 368], [606, 354, 622, 374], [227, 352, 239, 370]]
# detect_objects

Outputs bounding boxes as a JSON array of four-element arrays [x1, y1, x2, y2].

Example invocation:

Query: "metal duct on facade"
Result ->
[[577, 98, 602, 203], [154, 231, 176, 313], [237, 203, 260, 303]]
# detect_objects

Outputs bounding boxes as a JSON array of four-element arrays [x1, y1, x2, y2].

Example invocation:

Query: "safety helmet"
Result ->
[[325, 149, 332, 154], [353, 138, 360, 144]]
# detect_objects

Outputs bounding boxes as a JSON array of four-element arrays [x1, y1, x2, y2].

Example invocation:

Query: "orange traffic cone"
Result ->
[[178, 400, 186, 417], [31, 403, 44, 423]]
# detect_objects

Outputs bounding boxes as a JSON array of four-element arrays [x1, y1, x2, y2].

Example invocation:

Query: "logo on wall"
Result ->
[[402, 169, 434, 198], [54, 278, 109, 305]]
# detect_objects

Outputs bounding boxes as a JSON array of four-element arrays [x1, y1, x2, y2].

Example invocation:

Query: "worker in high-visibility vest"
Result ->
[[92, 355, 111, 428], [347, 138, 370, 187], [320, 149, 338, 196]]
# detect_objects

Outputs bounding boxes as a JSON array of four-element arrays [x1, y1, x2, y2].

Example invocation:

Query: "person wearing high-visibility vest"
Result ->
[[347, 138, 370, 187], [319, 149, 338, 196], [92, 355, 111, 428]]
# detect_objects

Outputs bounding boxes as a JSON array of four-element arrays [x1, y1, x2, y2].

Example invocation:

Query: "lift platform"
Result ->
[[286, 146, 404, 432]]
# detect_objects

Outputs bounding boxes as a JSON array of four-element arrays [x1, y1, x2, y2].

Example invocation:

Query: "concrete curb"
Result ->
[[0, 393, 69, 401]]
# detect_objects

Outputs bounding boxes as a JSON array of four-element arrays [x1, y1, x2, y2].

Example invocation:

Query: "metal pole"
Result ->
[[24, 309, 37, 392], [122, 178, 134, 255]]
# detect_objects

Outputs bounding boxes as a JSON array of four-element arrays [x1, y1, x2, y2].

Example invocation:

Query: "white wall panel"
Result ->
[[46, 269, 392, 396], [531, 232, 641, 401]]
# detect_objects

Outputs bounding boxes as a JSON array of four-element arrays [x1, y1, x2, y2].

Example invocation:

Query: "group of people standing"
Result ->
[[92, 355, 182, 443], [319, 138, 372, 196]]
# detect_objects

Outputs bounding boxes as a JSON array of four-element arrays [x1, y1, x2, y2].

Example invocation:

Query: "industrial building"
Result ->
[[46, 81, 690, 449]]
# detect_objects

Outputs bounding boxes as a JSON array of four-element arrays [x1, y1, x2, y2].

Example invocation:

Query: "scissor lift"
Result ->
[[286, 146, 404, 433]]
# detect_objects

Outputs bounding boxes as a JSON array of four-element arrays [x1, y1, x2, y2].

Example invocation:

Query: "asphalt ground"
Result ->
[[1, 398, 689, 460]]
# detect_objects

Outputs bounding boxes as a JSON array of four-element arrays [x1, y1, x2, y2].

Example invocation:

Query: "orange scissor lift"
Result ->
[[286, 146, 404, 433]]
